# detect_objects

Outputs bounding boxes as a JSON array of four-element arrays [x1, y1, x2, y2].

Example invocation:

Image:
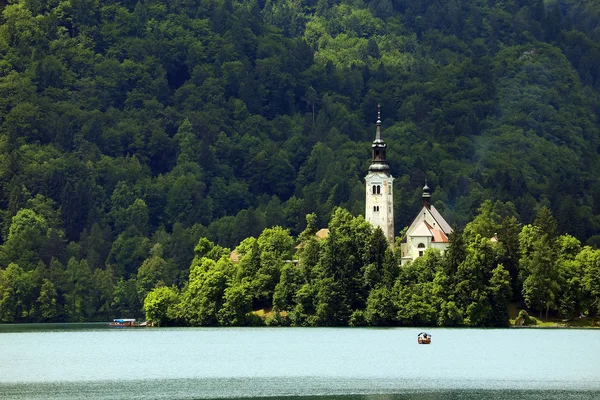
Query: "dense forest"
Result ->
[[0, 0, 599, 324]]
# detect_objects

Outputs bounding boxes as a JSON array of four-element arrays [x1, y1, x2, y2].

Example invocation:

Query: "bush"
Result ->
[[515, 310, 537, 326], [265, 311, 290, 326]]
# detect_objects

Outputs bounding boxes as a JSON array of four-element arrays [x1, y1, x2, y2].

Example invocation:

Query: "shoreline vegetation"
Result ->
[[2, 203, 600, 328], [141, 203, 599, 328]]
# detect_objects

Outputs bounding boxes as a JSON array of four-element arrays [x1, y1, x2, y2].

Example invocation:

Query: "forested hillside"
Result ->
[[0, 0, 599, 323]]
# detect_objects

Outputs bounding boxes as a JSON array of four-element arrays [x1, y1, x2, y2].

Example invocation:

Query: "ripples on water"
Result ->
[[1, 326, 599, 399], [2, 379, 600, 400]]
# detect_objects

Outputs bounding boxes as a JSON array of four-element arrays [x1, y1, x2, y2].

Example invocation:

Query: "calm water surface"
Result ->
[[0, 325, 599, 399]]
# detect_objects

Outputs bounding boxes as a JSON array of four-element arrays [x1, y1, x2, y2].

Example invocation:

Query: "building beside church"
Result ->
[[364, 107, 452, 262], [364, 106, 395, 246], [399, 183, 452, 265]]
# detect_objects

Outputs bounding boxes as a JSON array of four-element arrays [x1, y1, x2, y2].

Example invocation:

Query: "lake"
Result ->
[[0, 325, 599, 399]]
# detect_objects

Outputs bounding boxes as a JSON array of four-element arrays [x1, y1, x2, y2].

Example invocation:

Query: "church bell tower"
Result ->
[[365, 105, 395, 246]]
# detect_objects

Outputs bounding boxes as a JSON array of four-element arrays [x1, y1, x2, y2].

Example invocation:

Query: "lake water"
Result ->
[[0, 325, 599, 399]]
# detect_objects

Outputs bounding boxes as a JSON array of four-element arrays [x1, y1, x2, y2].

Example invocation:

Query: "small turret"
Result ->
[[422, 181, 431, 209]]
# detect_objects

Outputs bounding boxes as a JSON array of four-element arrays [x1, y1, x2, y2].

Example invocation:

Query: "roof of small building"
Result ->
[[295, 228, 330, 249], [315, 228, 329, 239]]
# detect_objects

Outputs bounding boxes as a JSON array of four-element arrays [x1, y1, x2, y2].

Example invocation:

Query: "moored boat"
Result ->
[[108, 318, 147, 327]]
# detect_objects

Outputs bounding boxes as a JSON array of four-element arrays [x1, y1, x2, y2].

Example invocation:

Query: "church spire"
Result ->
[[375, 104, 382, 141], [369, 105, 389, 172]]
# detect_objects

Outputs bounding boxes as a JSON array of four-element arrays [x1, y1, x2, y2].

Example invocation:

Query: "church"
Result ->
[[364, 107, 452, 265]]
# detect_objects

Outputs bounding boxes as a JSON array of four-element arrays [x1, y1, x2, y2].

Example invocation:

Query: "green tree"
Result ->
[[136, 243, 171, 303], [218, 282, 253, 326], [143, 286, 180, 326], [273, 262, 304, 311], [36, 278, 58, 321], [487, 264, 512, 327], [364, 286, 396, 325], [64, 258, 95, 321], [0, 263, 36, 322], [112, 278, 140, 318], [180, 258, 229, 326], [521, 234, 560, 319], [578, 247, 600, 316], [2, 209, 51, 270]]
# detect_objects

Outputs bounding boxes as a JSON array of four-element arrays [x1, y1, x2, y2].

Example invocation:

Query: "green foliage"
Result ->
[[515, 309, 537, 326], [0, 0, 599, 324], [143, 286, 180, 326], [179, 257, 229, 325], [217, 282, 253, 326], [136, 243, 172, 303]]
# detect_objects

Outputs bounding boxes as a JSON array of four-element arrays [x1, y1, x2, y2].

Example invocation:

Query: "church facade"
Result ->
[[364, 108, 452, 262], [399, 184, 452, 265]]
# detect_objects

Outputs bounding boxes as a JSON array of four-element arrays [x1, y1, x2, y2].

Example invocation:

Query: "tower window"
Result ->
[[372, 185, 377, 194], [373, 206, 380, 212], [417, 243, 426, 248], [377, 185, 381, 194]]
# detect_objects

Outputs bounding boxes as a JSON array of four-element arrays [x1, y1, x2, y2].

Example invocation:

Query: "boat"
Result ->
[[108, 318, 147, 328], [417, 332, 431, 344]]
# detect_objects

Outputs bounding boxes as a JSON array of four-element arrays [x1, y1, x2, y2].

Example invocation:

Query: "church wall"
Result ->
[[365, 173, 394, 246]]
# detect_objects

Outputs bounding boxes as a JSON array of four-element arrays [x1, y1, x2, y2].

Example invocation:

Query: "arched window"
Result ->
[[418, 243, 425, 257], [372, 185, 377, 194], [376, 185, 381, 194]]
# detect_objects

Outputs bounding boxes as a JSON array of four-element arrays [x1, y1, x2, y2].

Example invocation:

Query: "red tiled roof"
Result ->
[[431, 228, 448, 243], [423, 221, 448, 242]]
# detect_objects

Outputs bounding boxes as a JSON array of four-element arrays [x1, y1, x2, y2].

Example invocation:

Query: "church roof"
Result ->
[[411, 221, 434, 237], [429, 205, 453, 234], [431, 227, 449, 243], [409, 220, 449, 243], [405, 205, 452, 243]]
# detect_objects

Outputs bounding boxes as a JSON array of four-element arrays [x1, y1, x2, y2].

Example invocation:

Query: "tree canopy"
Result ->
[[1, 0, 600, 324]]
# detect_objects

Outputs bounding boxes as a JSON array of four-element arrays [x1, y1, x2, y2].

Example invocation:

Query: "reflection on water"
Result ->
[[1, 325, 600, 399], [0, 322, 108, 333]]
